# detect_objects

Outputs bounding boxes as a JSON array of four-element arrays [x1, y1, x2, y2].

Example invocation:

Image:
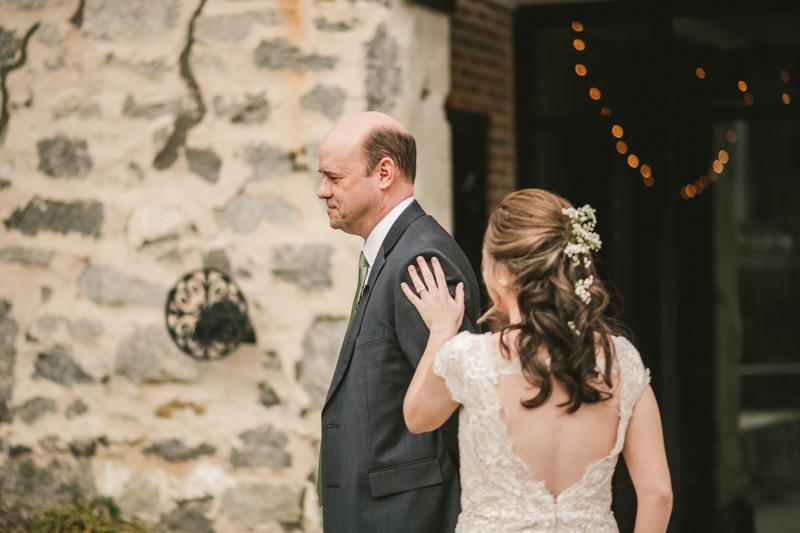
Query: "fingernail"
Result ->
[[433, 257, 439, 263]]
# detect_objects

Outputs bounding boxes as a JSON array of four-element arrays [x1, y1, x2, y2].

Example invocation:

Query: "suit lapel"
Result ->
[[323, 201, 427, 408]]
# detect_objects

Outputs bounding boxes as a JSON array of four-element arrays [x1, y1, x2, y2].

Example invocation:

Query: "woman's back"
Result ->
[[433, 331, 650, 533], [494, 334, 621, 498]]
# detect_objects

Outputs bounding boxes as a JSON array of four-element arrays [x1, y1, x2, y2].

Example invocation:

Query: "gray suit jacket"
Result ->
[[321, 201, 481, 533]]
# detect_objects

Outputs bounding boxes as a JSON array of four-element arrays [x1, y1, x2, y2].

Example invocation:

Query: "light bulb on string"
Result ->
[[727, 130, 738, 143], [628, 155, 639, 168], [616, 141, 628, 154], [744, 93, 754, 105], [612, 125, 624, 138], [589, 88, 601, 100], [719, 150, 729, 164], [781, 70, 790, 83], [713, 160, 723, 174], [572, 21, 584, 32], [738, 81, 747, 92], [696, 68, 706, 79], [783, 94, 791, 104], [640, 165, 651, 178], [601, 108, 612, 117], [575, 64, 587, 76], [574, 39, 585, 51]]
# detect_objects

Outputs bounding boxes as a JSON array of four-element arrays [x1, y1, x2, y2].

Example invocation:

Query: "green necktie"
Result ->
[[317, 251, 370, 505], [347, 251, 370, 332]]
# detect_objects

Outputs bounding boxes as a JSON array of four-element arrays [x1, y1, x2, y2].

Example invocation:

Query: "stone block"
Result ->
[[299, 317, 347, 410], [15, 396, 56, 424], [254, 38, 336, 72], [32, 346, 95, 387], [314, 18, 354, 33], [0, 246, 53, 266], [164, 507, 213, 533], [271, 244, 332, 291], [4, 197, 103, 237], [300, 84, 346, 120], [258, 382, 280, 408], [185, 148, 221, 183], [37, 136, 92, 179], [195, 11, 284, 45], [203, 249, 230, 272], [366, 24, 401, 113], [83, 0, 179, 41], [65, 398, 89, 419], [26, 315, 103, 343], [69, 319, 104, 342], [36, 23, 60, 47], [215, 194, 295, 233], [0, 300, 18, 410], [79, 265, 166, 307], [213, 93, 269, 125], [0, 27, 18, 63], [220, 483, 303, 529], [127, 205, 192, 248], [69, 437, 96, 458], [119, 476, 160, 523], [0, 457, 96, 510], [115, 325, 206, 384], [123, 95, 182, 119], [240, 143, 292, 180], [142, 439, 216, 463], [0, 0, 49, 9], [230, 426, 290, 469]]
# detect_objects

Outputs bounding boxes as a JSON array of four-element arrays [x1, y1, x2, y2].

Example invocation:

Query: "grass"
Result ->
[[0, 498, 150, 533]]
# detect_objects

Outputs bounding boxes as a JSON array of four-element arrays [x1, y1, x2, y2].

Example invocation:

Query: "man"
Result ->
[[317, 112, 481, 533]]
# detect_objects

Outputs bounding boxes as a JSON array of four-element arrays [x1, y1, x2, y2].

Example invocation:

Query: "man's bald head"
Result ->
[[324, 112, 416, 183]]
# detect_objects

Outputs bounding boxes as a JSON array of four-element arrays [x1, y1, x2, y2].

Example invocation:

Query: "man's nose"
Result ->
[[317, 178, 330, 199]]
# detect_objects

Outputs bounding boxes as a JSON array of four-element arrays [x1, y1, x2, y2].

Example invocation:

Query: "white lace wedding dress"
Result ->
[[433, 332, 650, 532]]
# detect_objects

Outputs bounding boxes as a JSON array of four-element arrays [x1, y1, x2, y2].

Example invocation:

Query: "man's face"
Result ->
[[317, 133, 377, 236]]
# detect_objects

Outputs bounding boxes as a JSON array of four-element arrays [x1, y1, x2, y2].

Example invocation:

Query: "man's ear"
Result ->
[[377, 157, 396, 190]]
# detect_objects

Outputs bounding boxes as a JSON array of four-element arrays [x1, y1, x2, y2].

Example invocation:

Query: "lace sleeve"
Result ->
[[432, 331, 475, 405], [612, 336, 651, 413]]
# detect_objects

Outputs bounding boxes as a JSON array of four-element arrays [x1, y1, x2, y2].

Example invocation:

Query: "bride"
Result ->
[[400, 189, 672, 532]]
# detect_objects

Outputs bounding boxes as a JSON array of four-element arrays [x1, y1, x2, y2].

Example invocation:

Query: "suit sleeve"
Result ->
[[393, 249, 477, 369]]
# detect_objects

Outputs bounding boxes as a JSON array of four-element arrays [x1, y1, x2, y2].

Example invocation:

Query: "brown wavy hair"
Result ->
[[481, 189, 622, 413]]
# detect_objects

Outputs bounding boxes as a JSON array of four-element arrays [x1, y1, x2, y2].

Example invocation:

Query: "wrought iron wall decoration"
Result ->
[[165, 268, 256, 361]]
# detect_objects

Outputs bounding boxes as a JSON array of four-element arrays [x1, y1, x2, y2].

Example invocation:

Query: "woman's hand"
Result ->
[[401, 256, 465, 334]]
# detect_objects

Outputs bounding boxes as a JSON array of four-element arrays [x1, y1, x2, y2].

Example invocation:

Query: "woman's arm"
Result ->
[[401, 256, 464, 434], [622, 385, 673, 533]]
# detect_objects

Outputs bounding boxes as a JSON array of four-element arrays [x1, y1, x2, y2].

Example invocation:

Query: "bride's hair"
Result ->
[[481, 189, 622, 413]]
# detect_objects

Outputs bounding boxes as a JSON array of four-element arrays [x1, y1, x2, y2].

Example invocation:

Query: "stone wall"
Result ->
[[0, 0, 450, 531], [447, 0, 514, 210]]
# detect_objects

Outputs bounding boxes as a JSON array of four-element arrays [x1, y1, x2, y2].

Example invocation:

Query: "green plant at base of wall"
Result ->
[[0, 498, 150, 533]]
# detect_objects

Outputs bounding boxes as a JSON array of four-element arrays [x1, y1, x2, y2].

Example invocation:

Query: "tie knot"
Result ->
[[359, 251, 369, 270]]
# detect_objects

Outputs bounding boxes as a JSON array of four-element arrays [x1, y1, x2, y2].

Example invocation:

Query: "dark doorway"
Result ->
[[448, 108, 489, 307], [515, 1, 800, 532]]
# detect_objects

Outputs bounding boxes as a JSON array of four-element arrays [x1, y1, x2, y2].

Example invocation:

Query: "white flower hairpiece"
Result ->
[[561, 205, 602, 305]]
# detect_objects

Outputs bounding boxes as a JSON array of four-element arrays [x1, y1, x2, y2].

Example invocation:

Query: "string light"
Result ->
[[744, 93, 754, 105], [738, 81, 748, 92], [783, 94, 791, 104], [696, 68, 706, 79], [570, 21, 657, 187], [781, 70, 790, 83], [681, 131, 739, 199]]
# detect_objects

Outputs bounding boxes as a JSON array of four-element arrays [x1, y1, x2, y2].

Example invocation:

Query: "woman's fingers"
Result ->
[[400, 282, 422, 308], [416, 256, 438, 292], [407, 264, 426, 293], [431, 257, 448, 291], [455, 282, 465, 308]]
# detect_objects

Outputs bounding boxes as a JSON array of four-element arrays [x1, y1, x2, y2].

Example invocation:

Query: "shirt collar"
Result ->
[[363, 196, 415, 268]]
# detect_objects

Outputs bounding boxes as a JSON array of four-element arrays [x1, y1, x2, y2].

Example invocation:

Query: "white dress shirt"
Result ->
[[362, 196, 415, 283]]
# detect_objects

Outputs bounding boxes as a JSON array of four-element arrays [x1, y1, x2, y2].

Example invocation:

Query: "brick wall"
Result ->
[[447, 0, 516, 210]]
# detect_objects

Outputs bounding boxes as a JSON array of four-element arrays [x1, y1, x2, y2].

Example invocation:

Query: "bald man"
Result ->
[[317, 112, 481, 532]]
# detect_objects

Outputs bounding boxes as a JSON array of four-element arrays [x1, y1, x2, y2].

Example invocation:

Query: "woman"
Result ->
[[400, 189, 672, 532]]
